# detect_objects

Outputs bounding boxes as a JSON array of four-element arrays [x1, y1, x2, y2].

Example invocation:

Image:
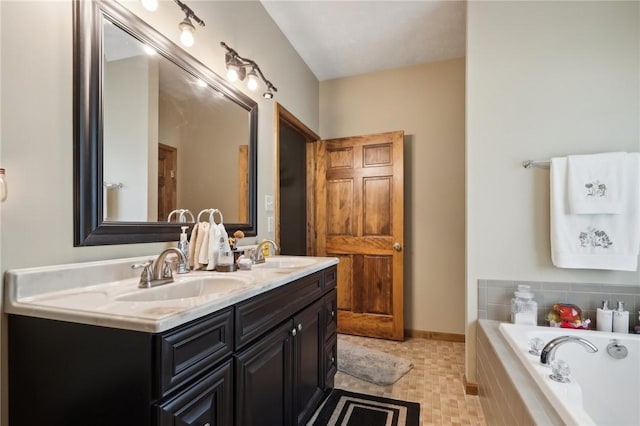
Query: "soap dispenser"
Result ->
[[596, 300, 613, 332], [177, 226, 190, 272], [613, 301, 629, 334]]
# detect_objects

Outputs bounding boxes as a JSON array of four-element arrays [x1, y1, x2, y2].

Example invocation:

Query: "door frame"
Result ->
[[274, 103, 320, 254]]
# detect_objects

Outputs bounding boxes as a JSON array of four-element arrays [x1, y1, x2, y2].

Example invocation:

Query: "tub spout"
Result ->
[[540, 335, 598, 365]]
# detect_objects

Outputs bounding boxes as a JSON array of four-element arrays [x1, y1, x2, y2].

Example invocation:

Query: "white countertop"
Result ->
[[4, 255, 338, 333]]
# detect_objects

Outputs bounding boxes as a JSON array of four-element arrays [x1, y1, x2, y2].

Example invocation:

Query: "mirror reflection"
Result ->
[[102, 19, 249, 224]]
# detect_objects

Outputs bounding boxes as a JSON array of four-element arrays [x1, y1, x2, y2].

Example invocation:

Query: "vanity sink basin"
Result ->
[[253, 257, 316, 269], [116, 276, 253, 302]]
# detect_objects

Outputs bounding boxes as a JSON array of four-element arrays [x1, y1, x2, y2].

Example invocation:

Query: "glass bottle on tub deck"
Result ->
[[511, 285, 537, 325]]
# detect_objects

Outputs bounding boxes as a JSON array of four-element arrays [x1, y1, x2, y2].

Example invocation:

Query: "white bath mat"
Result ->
[[337, 336, 413, 386]]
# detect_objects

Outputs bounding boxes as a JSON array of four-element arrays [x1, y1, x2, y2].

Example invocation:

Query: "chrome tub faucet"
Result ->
[[540, 335, 598, 365]]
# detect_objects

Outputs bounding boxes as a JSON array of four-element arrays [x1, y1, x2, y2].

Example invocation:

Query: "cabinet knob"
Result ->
[[291, 328, 297, 337], [331, 310, 335, 318], [204, 423, 210, 426], [331, 356, 335, 364], [297, 323, 303, 331], [393, 242, 402, 252]]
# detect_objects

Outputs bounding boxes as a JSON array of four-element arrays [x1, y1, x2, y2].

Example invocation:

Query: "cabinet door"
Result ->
[[156, 359, 233, 426], [235, 320, 294, 426], [292, 299, 325, 425]]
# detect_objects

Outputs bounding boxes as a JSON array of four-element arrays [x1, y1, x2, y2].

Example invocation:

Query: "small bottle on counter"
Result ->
[[612, 301, 629, 334], [511, 285, 537, 326], [634, 311, 640, 335], [596, 300, 613, 332]]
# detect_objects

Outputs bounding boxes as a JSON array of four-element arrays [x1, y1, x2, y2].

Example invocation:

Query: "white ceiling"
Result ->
[[260, 0, 466, 81]]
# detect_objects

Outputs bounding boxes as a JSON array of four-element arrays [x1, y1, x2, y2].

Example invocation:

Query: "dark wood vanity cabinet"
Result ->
[[8, 265, 337, 426], [234, 269, 336, 426]]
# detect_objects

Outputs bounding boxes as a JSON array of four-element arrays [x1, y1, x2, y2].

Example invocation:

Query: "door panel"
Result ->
[[316, 131, 404, 340]]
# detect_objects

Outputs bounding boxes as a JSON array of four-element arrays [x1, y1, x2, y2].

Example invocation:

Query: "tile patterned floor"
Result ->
[[333, 334, 486, 426]]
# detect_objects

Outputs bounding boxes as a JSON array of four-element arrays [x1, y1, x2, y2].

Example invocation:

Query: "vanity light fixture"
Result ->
[[221, 42, 278, 99], [174, 0, 204, 47]]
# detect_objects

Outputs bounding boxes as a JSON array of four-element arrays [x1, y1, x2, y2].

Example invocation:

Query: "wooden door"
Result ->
[[158, 144, 177, 221], [315, 131, 404, 341]]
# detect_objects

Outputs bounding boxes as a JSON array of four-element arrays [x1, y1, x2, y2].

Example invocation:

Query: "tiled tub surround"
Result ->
[[477, 320, 564, 426], [478, 279, 640, 332]]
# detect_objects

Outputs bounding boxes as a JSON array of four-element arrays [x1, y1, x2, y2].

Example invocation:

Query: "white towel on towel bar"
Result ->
[[551, 154, 640, 271], [567, 152, 626, 214]]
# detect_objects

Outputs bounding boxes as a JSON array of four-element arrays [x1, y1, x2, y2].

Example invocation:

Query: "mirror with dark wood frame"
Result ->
[[74, 0, 257, 246]]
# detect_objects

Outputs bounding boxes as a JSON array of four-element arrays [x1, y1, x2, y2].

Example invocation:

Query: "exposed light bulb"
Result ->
[[263, 89, 274, 99], [247, 70, 259, 91], [141, 0, 158, 12], [178, 18, 195, 47], [227, 68, 239, 82]]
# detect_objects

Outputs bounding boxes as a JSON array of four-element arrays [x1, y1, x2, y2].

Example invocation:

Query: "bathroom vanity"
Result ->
[[5, 256, 338, 426]]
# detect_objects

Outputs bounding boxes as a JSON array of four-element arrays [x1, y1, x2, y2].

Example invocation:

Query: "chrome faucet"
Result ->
[[540, 335, 598, 365], [132, 247, 188, 288], [252, 240, 279, 264]]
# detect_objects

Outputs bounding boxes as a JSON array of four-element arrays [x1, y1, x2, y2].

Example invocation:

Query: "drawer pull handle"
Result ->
[[291, 328, 297, 337], [297, 323, 303, 331]]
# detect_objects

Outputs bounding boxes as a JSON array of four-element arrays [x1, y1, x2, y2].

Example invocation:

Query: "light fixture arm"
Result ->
[[221, 42, 278, 93], [173, 0, 205, 26]]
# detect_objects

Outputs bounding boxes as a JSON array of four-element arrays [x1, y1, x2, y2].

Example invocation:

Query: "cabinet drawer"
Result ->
[[235, 271, 323, 349], [323, 289, 337, 338], [324, 266, 337, 292], [324, 334, 337, 390], [156, 308, 233, 397], [156, 359, 233, 426]]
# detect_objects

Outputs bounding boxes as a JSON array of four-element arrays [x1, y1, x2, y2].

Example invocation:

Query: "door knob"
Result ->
[[392, 242, 402, 252]]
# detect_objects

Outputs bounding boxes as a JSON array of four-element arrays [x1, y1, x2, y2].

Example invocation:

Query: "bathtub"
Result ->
[[499, 323, 640, 426]]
